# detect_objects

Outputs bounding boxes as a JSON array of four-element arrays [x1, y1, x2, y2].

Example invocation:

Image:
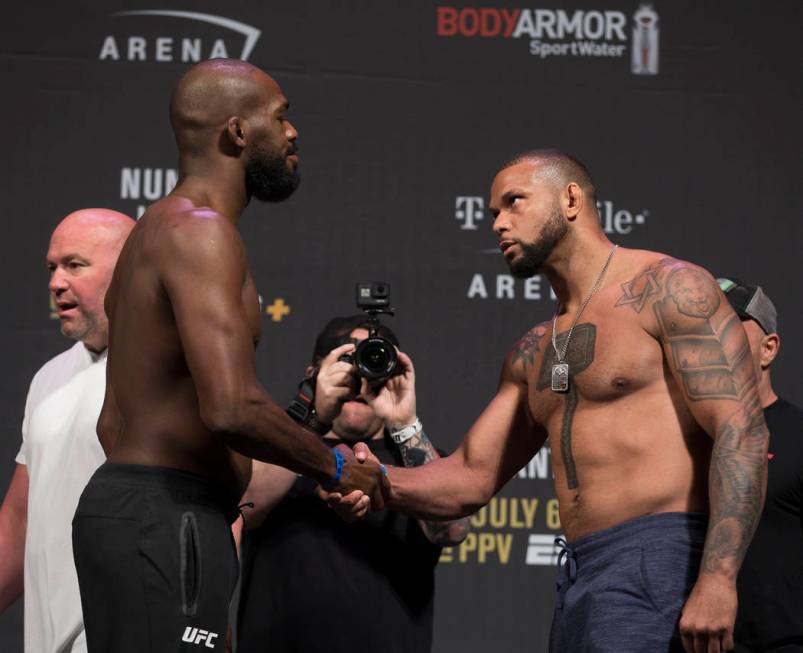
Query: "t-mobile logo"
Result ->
[[181, 627, 219, 648], [455, 196, 484, 230]]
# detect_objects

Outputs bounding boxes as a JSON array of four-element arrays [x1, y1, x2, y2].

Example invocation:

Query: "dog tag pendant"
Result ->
[[551, 363, 570, 392]]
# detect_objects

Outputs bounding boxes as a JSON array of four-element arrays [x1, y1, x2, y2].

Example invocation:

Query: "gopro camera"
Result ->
[[341, 282, 397, 382]]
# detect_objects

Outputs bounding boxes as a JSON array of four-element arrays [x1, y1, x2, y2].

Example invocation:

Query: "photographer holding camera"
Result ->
[[236, 309, 470, 653]]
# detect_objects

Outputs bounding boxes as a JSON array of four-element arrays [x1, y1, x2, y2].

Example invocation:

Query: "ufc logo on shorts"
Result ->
[[181, 626, 219, 648]]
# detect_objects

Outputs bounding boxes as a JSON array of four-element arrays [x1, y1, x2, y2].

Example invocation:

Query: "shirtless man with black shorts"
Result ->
[[71, 59, 386, 653], [348, 150, 768, 652]]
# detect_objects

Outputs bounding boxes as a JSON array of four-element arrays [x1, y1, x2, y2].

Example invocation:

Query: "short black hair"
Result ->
[[501, 149, 597, 201], [311, 315, 400, 365]]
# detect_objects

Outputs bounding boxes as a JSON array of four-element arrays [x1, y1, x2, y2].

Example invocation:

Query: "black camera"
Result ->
[[340, 282, 398, 382], [356, 281, 390, 310]]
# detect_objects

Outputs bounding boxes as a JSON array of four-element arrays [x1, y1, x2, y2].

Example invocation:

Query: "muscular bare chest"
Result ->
[[521, 282, 681, 494], [525, 294, 666, 431]]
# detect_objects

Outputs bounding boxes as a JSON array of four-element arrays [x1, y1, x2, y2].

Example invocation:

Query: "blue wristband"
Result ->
[[322, 449, 344, 490]]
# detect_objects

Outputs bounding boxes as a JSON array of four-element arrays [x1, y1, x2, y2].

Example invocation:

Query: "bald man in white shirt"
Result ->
[[0, 209, 134, 652]]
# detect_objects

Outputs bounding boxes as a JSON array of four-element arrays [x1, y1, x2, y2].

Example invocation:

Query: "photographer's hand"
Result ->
[[362, 351, 417, 430], [314, 343, 358, 425]]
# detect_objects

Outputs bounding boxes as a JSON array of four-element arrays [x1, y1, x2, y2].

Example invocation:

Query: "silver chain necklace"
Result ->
[[550, 244, 618, 392]]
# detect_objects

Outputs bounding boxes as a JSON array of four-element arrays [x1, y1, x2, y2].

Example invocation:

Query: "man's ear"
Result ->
[[760, 333, 780, 370], [226, 116, 247, 149], [305, 365, 317, 379], [565, 182, 584, 221]]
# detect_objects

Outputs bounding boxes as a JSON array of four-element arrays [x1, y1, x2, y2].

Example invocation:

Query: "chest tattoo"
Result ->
[[536, 323, 596, 489]]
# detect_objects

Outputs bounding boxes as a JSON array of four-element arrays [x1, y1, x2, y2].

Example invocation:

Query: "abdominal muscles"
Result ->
[[547, 390, 711, 541]]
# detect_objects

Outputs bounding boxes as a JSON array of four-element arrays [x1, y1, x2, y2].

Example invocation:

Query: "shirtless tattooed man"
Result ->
[[71, 60, 387, 653], [349, 150, 767, 653]]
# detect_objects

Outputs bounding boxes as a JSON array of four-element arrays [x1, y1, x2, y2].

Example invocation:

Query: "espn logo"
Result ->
[[525, 534, 562, 566], [181, 627, 219, 648]]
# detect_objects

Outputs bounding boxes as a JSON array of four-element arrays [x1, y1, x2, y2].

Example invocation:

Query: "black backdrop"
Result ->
[[1, 2, 801, 651]]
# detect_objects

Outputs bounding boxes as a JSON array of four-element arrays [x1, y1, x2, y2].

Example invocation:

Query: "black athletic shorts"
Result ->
[[72, 463, 240, 653]]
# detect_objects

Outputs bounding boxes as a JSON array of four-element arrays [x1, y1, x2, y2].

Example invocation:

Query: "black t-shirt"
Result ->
[[237, 436, 442, 653], [735, 397, 803, 652]]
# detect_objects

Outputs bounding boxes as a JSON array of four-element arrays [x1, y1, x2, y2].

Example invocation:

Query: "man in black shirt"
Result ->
[[719, 278, 803, 652], [237, 315, 470, 653]]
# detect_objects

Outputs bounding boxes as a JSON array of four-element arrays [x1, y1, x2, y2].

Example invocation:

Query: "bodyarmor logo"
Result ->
[[631, 4, 659, 75], [99, 10, 262, 62], [456, 196, 484, 230], [181, 627, 219, 648], [436, 4, 660, 75]]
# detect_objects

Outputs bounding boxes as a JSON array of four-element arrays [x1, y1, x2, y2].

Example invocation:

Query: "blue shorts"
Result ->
[[550, 512, 708, 653]]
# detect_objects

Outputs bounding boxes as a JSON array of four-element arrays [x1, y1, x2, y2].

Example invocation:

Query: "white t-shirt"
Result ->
[[16, 341, 107, 653]]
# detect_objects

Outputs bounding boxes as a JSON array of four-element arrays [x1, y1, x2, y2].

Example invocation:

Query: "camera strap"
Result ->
[[286, 375, 330, 435], [285, 377, 314, 423]]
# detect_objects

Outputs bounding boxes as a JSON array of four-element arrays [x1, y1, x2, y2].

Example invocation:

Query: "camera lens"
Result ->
[[354, 337, 397, 381]]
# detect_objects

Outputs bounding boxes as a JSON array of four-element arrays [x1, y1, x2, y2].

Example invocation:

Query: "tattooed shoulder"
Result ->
[[664, 264, 721, 319], [510, 322, 548, 371], [614, 257, 676, 313], [651, 261, 742, 401]]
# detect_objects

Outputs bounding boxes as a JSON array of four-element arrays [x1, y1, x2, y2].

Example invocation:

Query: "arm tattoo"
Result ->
[[653, 268, 744, 401], [649, 262, 768, 576], [510, 325, 546, 370], [397, 430, 471, 545], [703, 409, 767, 573], [398, 430, 438, 468], [535, 323, 596, 490]]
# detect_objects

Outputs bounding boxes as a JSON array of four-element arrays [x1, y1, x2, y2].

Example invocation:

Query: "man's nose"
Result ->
[[492, 213, 509, 236], [285, 120, 298, 142], [49, 268, 68, 294]]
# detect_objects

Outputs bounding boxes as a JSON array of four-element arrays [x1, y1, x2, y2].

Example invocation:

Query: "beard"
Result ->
[[508, 206, 568, 279], [245, 143, 300, 203]]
